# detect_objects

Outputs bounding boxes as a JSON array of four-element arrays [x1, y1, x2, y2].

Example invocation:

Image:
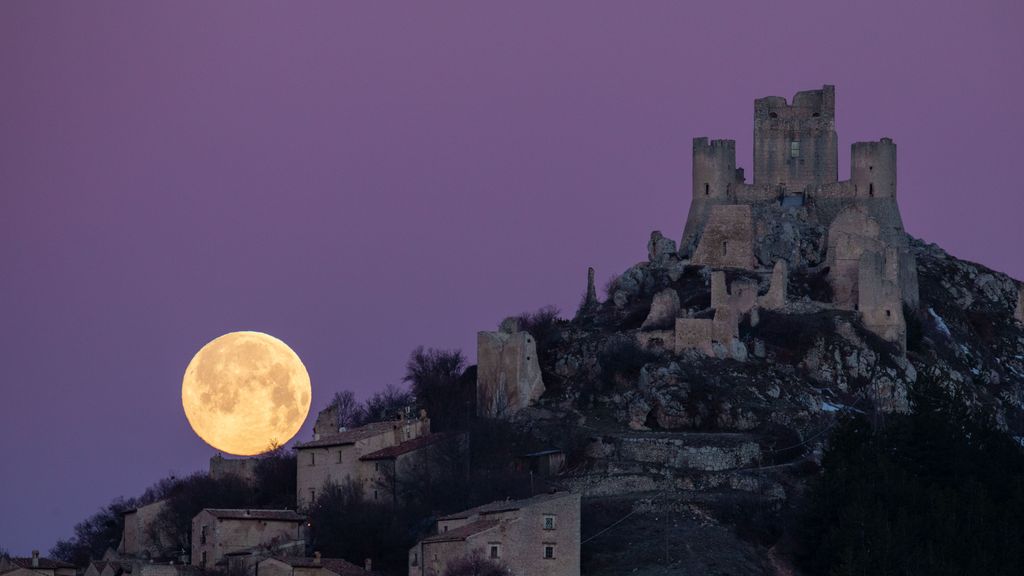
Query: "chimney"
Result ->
[[364, 558, 372, 573], [31, 551, 39, 568], [313, 552, 321, 565]]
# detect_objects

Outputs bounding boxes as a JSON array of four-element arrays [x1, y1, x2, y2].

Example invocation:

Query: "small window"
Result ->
[[411, 553, 418, 567], [812, 112, 820, 117], [373, 490, 379, 500], [543, 546, 555, 559], [769, 112, 778, 119], [704, 183, 710, 196], [309, 452, 316, 466], [543, 515, 556, 530], [489, 545, 500, 559], [443, 525, 448, 533], [200, 525, 207, 544], [869, 165, 874, 171], [869, 183, 875, 197], [790, 141, 800, 158], [722, 241, 728, 256], [375, 463, 380, 472], [309, 487, 316, 502], [337, 450, 343, 464], [886, 309, 891, 317]]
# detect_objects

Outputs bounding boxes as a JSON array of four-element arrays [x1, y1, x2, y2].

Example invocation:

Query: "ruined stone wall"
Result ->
[[827, 206, 883, 308], [120, 500, 168, 558], [858, 249, 907, 350], [710, 271, 758, 315], [209, 455, 259, 483], [476, 331, 545, 419], [691, 205, 755, 269], [758, 261, 788, 310], [1016, 286, 1024, 323]]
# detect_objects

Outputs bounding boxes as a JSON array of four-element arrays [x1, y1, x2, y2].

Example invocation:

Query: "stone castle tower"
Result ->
[[679, 85, 918, 350]]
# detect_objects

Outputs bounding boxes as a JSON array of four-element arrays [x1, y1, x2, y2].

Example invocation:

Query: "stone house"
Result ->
[[190, 509, 306, 569], [294, 414, 438, 508], [357, 432, 460, 505], [256, 554, 373, 576], [0, 553, 75, 576], [408, 492, 580, 576]]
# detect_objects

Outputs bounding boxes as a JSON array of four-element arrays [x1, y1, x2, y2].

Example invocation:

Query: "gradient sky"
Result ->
[[2, 0, 1022, 556]]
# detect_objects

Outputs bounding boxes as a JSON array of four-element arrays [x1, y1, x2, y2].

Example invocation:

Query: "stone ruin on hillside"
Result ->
[[473, 86, 964, 418], [632, 85, 920, 360]]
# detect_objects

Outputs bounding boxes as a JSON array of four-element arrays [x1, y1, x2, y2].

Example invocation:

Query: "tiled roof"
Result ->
[[202, 509, 305, 522], [4, 557, 75, 570], [421, 519, 500, 543], [295, 421, 399, 449], [438, 491, 574, 521], [267, 557, 370, 576], [359, 433, 452, 461]]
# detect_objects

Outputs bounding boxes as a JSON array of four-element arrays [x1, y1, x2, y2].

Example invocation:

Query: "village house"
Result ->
[[295, 413, 448, 508], [408, 492, 581, 576], [0, 552, 75, 576], [190, 509, 306, 570], [256, 554, 374, 576]]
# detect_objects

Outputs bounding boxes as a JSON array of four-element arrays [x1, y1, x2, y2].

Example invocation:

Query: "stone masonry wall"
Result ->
[[477, 331, 545, 419]]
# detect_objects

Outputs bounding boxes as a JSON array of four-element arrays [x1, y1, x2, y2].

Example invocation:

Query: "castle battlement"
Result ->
[[678, 86, 918, 352]]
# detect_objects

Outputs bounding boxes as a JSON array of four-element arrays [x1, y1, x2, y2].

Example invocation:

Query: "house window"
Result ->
[[375, 463, 380, 472], [337, 450, 343, 464], [790, 141, 800, 158], [722, 241, 728, 256], [869, 183, 875, 196], [886, 309, 891, 317], [200, 525, 207, 544], [373, 490, 379, 500], [411, 552, 418, 567], [201, 552, 207, 567], [309, 452, 316, 466], [489, 544, 500, 559], [543, 545, 555, 559], [704, 183, 709, 196], [543, 515, 556, 530], [309, 487, 316, 502]]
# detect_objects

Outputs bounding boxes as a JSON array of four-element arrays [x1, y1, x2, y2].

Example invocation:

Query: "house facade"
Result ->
[[294, 414, 437, 507], [408, 492, 580, 576], [190, 509, 306, 569]]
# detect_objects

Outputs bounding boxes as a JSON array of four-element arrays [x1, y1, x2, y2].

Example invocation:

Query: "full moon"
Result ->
[[182, 331, 311, 456]]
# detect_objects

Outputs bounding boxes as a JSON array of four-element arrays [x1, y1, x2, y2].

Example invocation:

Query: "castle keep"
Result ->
[[669, 86, 917, 353]]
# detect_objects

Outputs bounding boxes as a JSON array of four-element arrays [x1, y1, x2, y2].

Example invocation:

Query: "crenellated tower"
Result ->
[[753, 85, 838, 192]]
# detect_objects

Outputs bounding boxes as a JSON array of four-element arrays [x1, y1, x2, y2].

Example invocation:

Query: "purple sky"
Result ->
[[2, 0, 1022, 556]]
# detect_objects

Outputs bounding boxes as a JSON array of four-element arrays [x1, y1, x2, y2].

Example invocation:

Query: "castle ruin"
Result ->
[[662, 85, 919, 353]]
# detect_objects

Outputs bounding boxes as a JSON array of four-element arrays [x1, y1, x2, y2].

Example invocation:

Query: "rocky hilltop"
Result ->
[[475, 86, 1024, 575]]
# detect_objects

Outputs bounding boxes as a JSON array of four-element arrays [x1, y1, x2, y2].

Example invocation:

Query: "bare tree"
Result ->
[[326, 390, 365, 429], [403, 347, 469, 431]]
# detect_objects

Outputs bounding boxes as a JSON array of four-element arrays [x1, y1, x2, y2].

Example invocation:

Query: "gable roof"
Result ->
[[358, 433, 452, 461], [264, 557, 370, 576], [421, 519, 500, 543], [295, 421, 398, 449], [201, 509, 305, 522], [438, 491, 574, 521]]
